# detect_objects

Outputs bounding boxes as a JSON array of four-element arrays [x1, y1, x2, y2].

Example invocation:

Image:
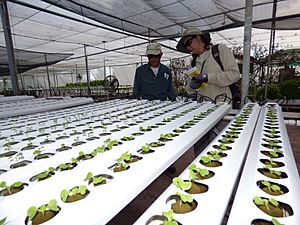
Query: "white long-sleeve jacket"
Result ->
[[186, 43, 241, 101]]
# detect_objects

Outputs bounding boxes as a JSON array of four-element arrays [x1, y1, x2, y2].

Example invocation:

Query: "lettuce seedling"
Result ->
[[200, 155, 213, 164], [176, 192, 193, 204], [27, 199, 59, 221], [84, 172, 104, 185], [60, 185, 87, 202], [117, 151, 131, 162], [261, 181, 281, 193], [253, 196, 279, 210], [271, 217, 283, 225], [36, 167, 55, 180], [162, 210, 178, 225], [172, 177, 191, 191], [141, 144, 151, 153], [0, 181, 23, 195], [0, 217, 6, 225], [188, 164, 209, 179], [9, 152, 24, 162]]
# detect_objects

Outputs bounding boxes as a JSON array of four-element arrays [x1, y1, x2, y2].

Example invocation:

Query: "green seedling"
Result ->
[[261, 181, 281, 193], [33, 146, 44, 157], [219, 143, 228, 150], [200, 155, 213, 164], [60, 185, 87, 202], [188, 164, 209, 179], [36, 167, 55, 180], [27, 199, 59, 221], [84, 172, 104, 185], [162, 210, 178, 225], [253, 196, 279, 210], [265, 167, 282, 176], [58, 163, 75, 171], [9, 152, 24, 162], [271, 217, 283, 225], [117, 151, 131, 162], [172, 177, 191, 191], [0, 217, 6, 225], [176, 192, 193, 204], [141, 144, 151, 153], [121, 136, 134, 141], [208, 150, 224, 160], [0, 181, 23, 195], [159, 134, 173, 140]]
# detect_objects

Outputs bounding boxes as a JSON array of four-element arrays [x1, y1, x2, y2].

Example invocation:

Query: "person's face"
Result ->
[[147, 54, 162, 68], [185, 35, 205, 55]]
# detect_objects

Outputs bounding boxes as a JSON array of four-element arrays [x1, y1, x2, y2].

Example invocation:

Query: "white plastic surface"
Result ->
[[227, 103, 300, 225], [0, 100, 230, 225], [134, 103, 261, 225]]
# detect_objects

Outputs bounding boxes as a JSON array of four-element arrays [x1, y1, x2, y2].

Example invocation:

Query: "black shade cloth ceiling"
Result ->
[[0, 46, 73, 76], [42, 0, 300, 38]]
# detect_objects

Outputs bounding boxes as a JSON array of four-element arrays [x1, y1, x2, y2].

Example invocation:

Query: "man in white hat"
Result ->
[[132, 42, 177, 101]]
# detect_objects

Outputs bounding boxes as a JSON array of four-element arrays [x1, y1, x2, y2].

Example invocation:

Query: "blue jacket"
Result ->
[[133, 63, 177, 101]]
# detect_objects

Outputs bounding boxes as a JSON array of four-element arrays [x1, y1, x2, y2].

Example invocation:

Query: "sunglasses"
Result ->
[[184, 36, 194, 47], [147, 54, 161, 59]]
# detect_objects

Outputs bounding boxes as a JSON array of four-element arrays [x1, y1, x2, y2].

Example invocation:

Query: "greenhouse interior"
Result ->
[[0, 0, 300, 225]]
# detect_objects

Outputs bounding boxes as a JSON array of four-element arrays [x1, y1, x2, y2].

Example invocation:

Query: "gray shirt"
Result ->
[[133, 63, 177, 101]]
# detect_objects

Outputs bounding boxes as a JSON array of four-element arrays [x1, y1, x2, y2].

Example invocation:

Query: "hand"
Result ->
[[189, 72, 208, 89]]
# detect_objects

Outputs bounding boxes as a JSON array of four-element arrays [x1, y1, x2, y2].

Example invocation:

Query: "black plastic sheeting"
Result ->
[[0, 46, 72, 76]]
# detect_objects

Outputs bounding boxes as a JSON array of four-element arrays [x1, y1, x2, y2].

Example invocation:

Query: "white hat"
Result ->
[[176, 28, 203, 53], [146, 43, 162, 55]]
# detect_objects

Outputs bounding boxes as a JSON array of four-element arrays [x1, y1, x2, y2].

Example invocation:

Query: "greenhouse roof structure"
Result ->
[[1, 0, 300, 76]]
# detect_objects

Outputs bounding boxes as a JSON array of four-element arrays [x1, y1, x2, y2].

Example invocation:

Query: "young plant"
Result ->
[[60, 185, 88, 202], [188, 164, 209, 179], [200, 155, 213, 164], [35, 167, 55, 181], [176, 192, 193, 204], [0, 217, 6, 225], [33, 146, 45, 157], [159, 134, 173, 141], [9, 152, 24, 162], [141, 144, 151, 153], [271, 217, 283, 225], [117, 151, 131, 162], [172, 177, 191, 191], [261, 181, 282, 193], [0, 181, 23, 195], [84, 172, 104, 185], [253, 196, 279, 210], [27, 199, 59, 221], [162, 210, 178, 225]]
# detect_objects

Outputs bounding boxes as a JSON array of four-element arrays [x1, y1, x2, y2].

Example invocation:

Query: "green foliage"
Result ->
[[176, 192, 193, 203], [117, 151, 131, 162], [261, 181, 281, 192], [172, 177, 192, 191], [0, 217, 6, 225], [162, 210, 178, 225], [256, 79, 300, 100], [253, 196, 279, 209], [141, 144, 150, 153], [27, 199, 59, 221], [65, 80, 104, 88], [279, 79, 300, 100], [257, 84, 281, 100], [272, 217, 283, 225], [189, 164, 209, 179]]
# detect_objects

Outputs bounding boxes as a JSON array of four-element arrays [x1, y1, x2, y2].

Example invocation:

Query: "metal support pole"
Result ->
[[52, 67, 56, 88], [264, 0, 277, 99], [0, 0, 19, 95], [103, 59, 106, 79], [84, 45, 91, 96], [241, 0, 253, 107], [44, 54, 52, 97]]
